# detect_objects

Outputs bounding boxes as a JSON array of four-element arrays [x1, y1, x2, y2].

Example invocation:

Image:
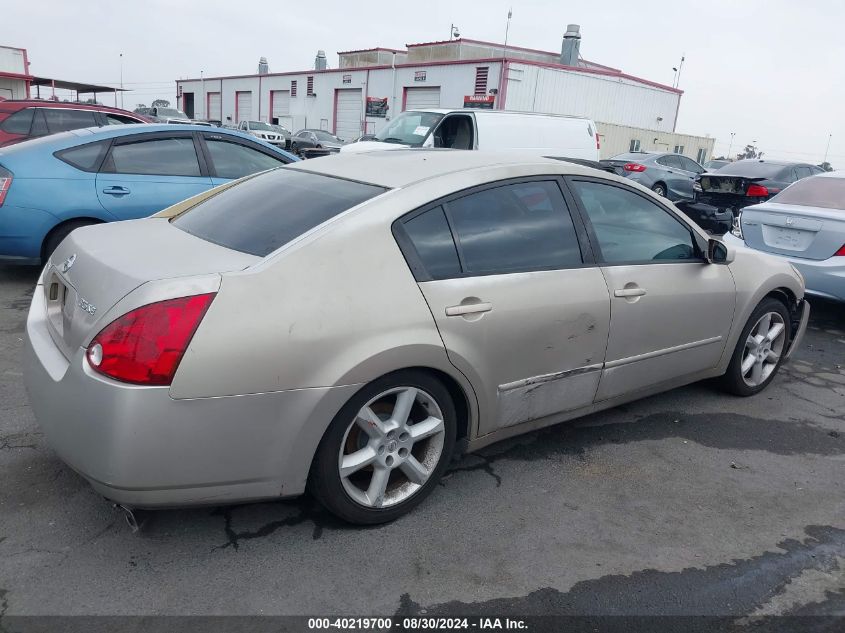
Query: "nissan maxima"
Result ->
[[24, 151, 809, 524]]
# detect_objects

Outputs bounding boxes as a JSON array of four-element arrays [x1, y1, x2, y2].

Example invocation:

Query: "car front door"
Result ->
[[95, 132, 213, 220], [566, 177, 735, 401], [655, 155, 689, 200], [394, 178, 611, 435], [677, 156, 704, 199], [198, 132, 292, 186]]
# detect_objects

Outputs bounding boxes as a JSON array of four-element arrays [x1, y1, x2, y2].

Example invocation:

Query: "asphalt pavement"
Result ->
[[0, 263, 842, 623]]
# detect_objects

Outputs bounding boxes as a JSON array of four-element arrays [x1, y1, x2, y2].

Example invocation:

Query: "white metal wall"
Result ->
[[0, 78, 25, 99], [504, 63, 681, 131], [0, 47, 26, 75]]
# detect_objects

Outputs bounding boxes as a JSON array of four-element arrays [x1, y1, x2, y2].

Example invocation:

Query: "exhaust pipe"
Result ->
[[115, 503, 149, 533]]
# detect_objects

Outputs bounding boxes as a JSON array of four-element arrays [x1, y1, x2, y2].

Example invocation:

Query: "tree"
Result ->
[[736, 144, 763, 160], [136, 103, 147, 109], [151, 99, 170, 108], [818, 161, 834, 172]]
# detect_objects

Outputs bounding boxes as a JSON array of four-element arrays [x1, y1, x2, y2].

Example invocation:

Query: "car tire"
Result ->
[[652, 183, 667, 197], [42, 219, 98, 264], [309, 370, 457, 524], [720, 297, 792, 397]]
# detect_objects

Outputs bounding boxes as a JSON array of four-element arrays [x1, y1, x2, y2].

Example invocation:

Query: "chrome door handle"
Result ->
[[614, 288, 647, 298], [445, 302, 493, 316]]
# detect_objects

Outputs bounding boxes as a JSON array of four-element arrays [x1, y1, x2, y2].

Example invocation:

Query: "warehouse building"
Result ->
[[175, 26, 715, 162]]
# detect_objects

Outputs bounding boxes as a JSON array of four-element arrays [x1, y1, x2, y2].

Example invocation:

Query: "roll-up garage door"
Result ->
[[236, 91, 252, 123], [271, 90, 293, 129], [334, 89, 362, 142], [404, 87, 441, 111], [207, 92, 221, 121]]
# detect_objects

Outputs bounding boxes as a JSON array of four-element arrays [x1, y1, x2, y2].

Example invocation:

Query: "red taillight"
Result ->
[[623, 163, 646, 172], [86, 293, 216, 386], [746, 184, 769, 197], [596, 133, 601, 150], [0, 166, 12, 207], [834, 245, 845, 257]]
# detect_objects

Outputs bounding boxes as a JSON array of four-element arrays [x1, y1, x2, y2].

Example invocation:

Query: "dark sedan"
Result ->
[[290, 129, 346, 158]]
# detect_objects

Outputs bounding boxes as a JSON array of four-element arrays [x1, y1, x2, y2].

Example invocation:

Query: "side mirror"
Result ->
[[706, 238, 735, 264]]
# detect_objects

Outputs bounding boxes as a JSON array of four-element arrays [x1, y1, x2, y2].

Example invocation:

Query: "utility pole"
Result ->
[[823, 133, 833, 165], [727, 132, 735, 160], [673, 54, 685, 89], [503, 8, 512, 57], [119, 53, 124, 109]]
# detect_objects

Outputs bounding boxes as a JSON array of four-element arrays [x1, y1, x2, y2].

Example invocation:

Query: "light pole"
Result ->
[[823, 133, 832, 166], [503, 9, 512, 57], [200, 70, 205, 120], [449, 24, 460, 40], [119, 53, 124, 109], [727, 132, 735, 160]]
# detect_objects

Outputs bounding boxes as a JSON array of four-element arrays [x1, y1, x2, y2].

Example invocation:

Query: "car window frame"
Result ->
[[196, 131, 292, 178], [392, 175, 597, 282], [562, 175, 707, 266], [54, 138, 115, 173], [678, 156, 704, 173], [40, 107, 101, 134], [99, 130, 210, 178]]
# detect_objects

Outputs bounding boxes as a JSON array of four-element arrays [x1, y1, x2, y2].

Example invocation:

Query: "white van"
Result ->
[[340, 109, 600, 160]]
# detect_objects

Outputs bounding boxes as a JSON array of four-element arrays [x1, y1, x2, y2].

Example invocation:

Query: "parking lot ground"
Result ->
[[0, 264, 843, 619]]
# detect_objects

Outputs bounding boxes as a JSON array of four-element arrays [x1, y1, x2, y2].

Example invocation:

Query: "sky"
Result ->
[[3, 0, 843, 165]]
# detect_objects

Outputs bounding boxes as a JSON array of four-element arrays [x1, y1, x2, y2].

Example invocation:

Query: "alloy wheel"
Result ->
[[741, 311, 786, 387], [338, 387, 445, 508]]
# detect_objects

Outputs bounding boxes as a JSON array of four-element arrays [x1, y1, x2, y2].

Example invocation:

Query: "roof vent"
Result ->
[[561, 24, 581, 66], [315, 50, 327, 70], [258, 56, 269, 75]]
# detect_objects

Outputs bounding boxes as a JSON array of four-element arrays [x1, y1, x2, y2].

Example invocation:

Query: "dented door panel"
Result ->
[[418, 268, 611, 436]]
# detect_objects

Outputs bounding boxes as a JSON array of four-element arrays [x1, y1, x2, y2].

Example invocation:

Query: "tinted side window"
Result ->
[[678, 156, 702, 173], [204, 138, 286, 179], [402, 206, 461, 280], [571, 180, 697, 263], [42, 109, 99, 133], [447, 181, 583, 274], [0, 108, 34, 134], [173, 169, 386, 257], [103, 137, 201, 176], [794, 166, 813, 179], [54, 140, 110, 172], [657, 155, 683, 169], [105, 113, 141, 125]]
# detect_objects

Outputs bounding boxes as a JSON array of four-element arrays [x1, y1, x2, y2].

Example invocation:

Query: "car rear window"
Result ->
[[173, 168, 387, 257], [715, 161, 786, 178], [770, 177, 845, 210]]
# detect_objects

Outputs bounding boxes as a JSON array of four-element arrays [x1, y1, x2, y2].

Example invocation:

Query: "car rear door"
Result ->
[[95, 131, 213, 220], [197, 131, 292, 186], [394, 177, 611, 436], [566, 176, 735, 401], [655, 155, 690, 200]]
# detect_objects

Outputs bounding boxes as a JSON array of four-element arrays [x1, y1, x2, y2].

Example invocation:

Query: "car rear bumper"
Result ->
[[23, 285, 359, 508], [0, 204, 59, 262], [723, 233, 845, 302]]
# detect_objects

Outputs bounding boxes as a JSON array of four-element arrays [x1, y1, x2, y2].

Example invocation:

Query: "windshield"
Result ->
[[374, 111, 444, 146], [173, 169, 387, 257], [770, 176, 845, 210], [715, 161, 787, 178], [249, 121, 273, 131], [158, 108, 188, 118]]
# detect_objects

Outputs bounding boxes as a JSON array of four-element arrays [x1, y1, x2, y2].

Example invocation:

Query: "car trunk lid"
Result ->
[[740, 202, 845, 260], [599, 159, 641, 176], [43, 218, 258, 360], [694, 174, 773, 212]]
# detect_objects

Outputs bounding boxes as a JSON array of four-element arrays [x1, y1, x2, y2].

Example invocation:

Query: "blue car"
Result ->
[[0, 124, 297, 264]]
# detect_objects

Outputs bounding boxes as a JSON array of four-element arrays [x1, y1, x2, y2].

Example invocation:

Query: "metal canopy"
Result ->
[[29, 76, 127, 94]]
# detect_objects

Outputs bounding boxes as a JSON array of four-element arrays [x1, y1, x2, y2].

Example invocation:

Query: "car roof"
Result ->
[[407, 108, 592, 121], [0, 123, 290, 157], [731, 159, 805, 167], [286, 149, 603, 188], [0, 99, 142, 116]]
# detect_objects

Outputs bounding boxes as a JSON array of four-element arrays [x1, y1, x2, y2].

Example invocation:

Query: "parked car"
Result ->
[[600, 151, 706, 201], [270, 124, 292, 149], [147, 106, 192, 124], [290, 129, 345, 158], [237, 120, 287, 148], [24, 151, 808, 525], [723, 171, 845, 302], [0, 100, 148, 147], [341, 109, 600, 160], [694, 159, 825, 217], [704, 159, 731, 171], [133, 107, 152, 117], [0, 123, 296, 264]]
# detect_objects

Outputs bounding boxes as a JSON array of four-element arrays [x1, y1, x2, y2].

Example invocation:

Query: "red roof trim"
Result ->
[[0, 70, 34, 81], [337, 47, 406, 55], [178, 56, 680, 94]]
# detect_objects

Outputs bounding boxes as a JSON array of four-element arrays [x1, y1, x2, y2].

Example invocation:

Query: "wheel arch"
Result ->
[[41, 216, 105, 262]]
